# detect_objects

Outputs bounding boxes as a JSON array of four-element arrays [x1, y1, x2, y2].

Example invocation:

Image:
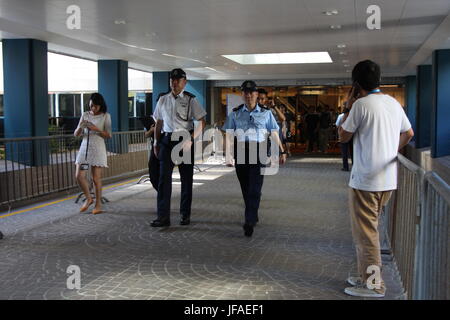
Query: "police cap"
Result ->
[[170, 68, 187, 79], [240, 80, 258, 92]]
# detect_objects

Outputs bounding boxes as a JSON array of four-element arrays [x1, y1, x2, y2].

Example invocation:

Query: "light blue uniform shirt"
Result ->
[[222, 104, 279, 142]]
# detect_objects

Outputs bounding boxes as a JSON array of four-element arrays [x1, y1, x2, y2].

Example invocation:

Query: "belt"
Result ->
[[163, 130, 194, 137]]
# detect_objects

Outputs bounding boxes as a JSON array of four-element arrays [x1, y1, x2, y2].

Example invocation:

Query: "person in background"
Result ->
[[74, 93, 112, 214], [280, 104, 293, 156], [336, 106, 352, 171], [318, 105, 332, 153], [305, 106, 320, 153]]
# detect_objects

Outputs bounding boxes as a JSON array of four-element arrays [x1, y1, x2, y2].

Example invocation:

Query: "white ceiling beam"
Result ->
[[402, 12, 450, 74]]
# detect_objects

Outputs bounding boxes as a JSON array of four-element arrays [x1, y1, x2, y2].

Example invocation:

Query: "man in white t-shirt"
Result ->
[[339, 60, 414, 298]]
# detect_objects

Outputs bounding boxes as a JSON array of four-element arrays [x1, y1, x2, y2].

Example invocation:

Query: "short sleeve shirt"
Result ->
[[221, 104, 279, 142], [153, 91, 206, 132], [342, 94, 412, 191]]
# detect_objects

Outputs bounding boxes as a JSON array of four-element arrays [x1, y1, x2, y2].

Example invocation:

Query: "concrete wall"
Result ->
[[404, 144, 450, 185]]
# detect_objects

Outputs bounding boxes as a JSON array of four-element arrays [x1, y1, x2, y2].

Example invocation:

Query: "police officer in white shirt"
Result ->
[[151, 68, 207, 227]]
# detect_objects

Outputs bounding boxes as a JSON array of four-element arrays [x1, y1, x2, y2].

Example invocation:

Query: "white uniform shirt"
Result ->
[[342, 94, 412, 192], [153, 90, 206, 132], [335, 113, 345, 127]]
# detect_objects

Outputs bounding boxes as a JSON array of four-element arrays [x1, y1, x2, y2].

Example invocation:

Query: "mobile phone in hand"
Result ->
[[352, 82, 361, 98]]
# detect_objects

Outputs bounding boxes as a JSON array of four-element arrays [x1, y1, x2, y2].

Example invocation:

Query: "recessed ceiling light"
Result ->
[[330, 25, 342, 30], [222, 52, 333, 65], [337, 44, 347, 49], [323, 10, 339, 15], [344, 64, 351, 67], [342, 59, 350, 63], [346, 70, 351, 73], [339, 51, 347, 55], [114, 19, 126, 25]]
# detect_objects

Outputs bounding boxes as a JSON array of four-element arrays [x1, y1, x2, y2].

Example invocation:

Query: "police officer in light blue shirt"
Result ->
[[222, 80, 287, 237]]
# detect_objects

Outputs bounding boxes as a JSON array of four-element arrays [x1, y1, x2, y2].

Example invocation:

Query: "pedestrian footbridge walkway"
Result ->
[[0, 157, 404, 300]]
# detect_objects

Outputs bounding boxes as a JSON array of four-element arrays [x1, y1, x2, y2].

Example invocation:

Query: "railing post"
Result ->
[[412, 169, 426, 300]]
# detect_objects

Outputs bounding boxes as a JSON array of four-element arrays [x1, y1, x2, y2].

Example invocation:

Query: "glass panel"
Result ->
[[135, 92, 146, 118], [59, 94, 74, 117], [128, 96, 134, 117], [83, 93, 92, 112]]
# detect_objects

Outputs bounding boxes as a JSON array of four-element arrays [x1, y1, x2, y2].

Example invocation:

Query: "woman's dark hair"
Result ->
[[352, 60, 381, 91], [90, 93, 107, 113]]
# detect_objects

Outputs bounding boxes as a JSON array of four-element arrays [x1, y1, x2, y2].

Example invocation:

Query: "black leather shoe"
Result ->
[[150, 219, 170, 227], [180, 217, 190, 225], [243, 224, 254, 237]]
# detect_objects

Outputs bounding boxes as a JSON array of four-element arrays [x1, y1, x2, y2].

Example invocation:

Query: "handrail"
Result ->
[[397, 153, 423, 173], [425, 171, 450, 203], [383, 153, 450, 300], [0, 130, 145, 143]]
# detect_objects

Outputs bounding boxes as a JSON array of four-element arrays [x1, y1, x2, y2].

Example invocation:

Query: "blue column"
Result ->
[[3, 39, 49, 166], [415, 65, 432, 149], [431, 49, 450, 158], [98, 60, 128, 153], [152, 72, 170, 112], [186, 80, 209, 123], [405, 76, 417, 138], [98, 60, 129, 132]]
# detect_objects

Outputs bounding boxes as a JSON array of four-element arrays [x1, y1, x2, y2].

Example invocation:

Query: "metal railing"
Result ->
[[414, 172, 450, 300], [0, 131, 148, 206], [383, 154, 450, 300]]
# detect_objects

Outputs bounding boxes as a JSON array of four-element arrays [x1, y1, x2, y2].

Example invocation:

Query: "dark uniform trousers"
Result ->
[[157, 133, 194, 222], [340, 138, 353, 171], [234, 141, 267, 226]]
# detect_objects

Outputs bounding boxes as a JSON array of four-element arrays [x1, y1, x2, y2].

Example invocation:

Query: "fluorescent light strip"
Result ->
[[97, 33, 156, 51], [161, 53, 206, 64], [221, 52, 332, 65]]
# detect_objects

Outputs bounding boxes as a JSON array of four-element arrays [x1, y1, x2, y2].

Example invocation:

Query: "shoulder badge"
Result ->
[[157, 91, 171, 102], [259, 104, 269, 111], [233, 104, 244, 112], [183, 91, 196, 98]]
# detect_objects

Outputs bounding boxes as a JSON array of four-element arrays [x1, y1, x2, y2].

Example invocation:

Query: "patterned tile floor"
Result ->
[[0, 157, 404, 300]]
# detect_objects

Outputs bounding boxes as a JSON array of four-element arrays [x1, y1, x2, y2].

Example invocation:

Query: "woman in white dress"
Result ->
[[74, 93, 112, 214]]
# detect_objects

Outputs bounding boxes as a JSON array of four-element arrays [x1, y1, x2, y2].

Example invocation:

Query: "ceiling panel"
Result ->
[[0, 0, 448, 79]]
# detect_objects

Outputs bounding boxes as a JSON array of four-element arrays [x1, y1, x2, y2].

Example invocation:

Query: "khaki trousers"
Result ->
[[349, 188, 393, 293]]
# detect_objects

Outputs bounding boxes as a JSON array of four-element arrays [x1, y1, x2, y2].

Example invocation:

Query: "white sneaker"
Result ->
[[347, 276, 363, 286], [344, 285, 385, 298]]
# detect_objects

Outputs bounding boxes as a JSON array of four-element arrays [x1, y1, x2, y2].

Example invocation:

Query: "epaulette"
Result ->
[[183, 91, 196, 98], [233, 104, 244, 112], [156, 91, 171, 102]]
